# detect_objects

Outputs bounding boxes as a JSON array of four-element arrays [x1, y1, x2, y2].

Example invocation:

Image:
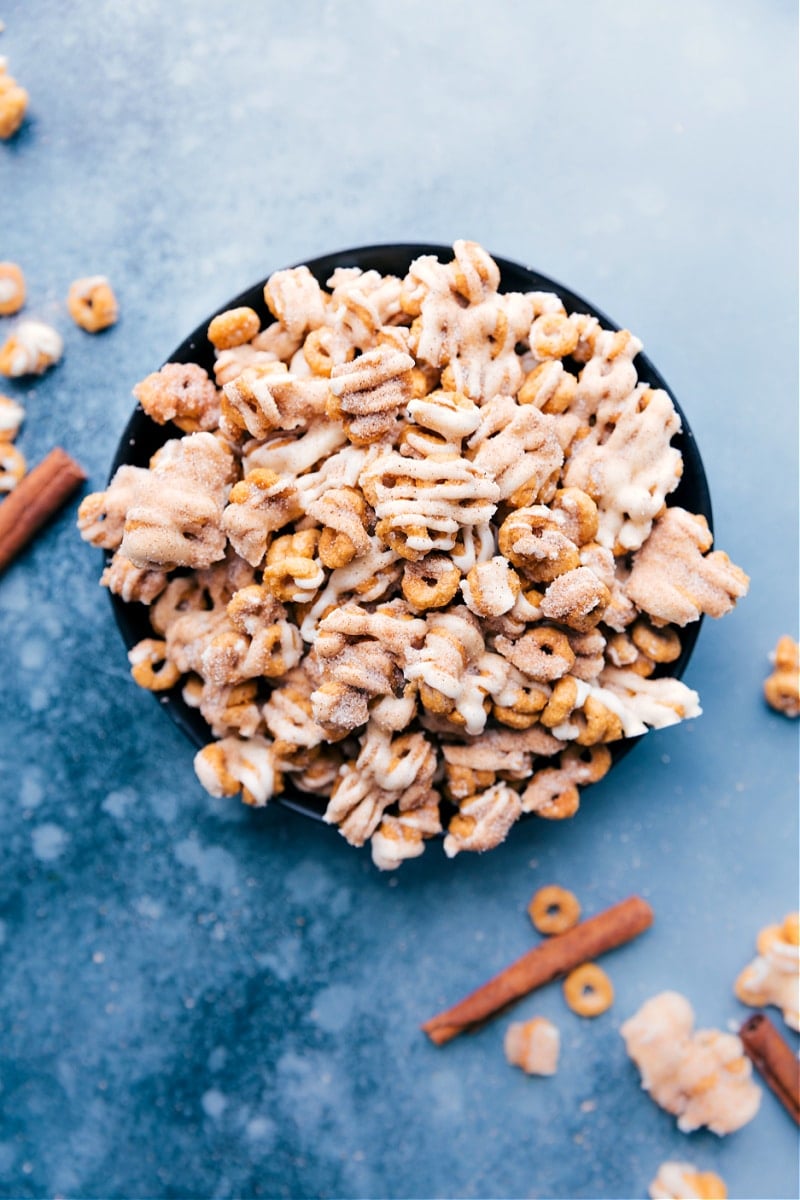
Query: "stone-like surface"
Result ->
[[0, 2, 797, 1197]]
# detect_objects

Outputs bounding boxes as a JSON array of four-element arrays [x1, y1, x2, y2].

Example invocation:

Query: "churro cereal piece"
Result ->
[[307, 485, 371, 568], [77, 465, 151, 550], [222, 366, 328, 439], [621, 991, 762, 1135], [575, 328, 642, 411], [504, 1018, 560, 1075], [324, 724, 438, 847], [528, 885, 582, 935], [128, 638, 181, 691], [564, 387, 682, 553], [649, 1163, 727, 1200], [734, 913, 800, 1031], [67, 276, 118, 333], [563, 963, 614, 1016], [328, 345, 414, 444], [763, 636, 800, 718], [262, 528, 324, 603], [498, 506, 580, 582], [0, 441, 25, 491], [370, 797, 442, 871], [100, 551, 169, 605], [120, 433, 235, 570], [133, 362, 220, 433], [631, 617, 682, 664], [207, 306, 260, 350], [194, 735, 280, 807], [461, 556, 521, 618], [0, 58, 27, 139], [264, 265, 328, 338], [522, 744, 612, 818], [221, 469, 302, 567], [0, 262, 25, 316], [626, 507, 749, 626], [443, 782, 522, 857], [468, 394, 563, 505], [0, 320, 63, 377]]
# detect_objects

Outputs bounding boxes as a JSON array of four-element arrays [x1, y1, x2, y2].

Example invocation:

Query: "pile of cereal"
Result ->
[[78, 241, 749, 868]]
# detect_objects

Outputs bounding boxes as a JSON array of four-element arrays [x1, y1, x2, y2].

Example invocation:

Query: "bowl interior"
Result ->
[[107, 244, 712, 822]]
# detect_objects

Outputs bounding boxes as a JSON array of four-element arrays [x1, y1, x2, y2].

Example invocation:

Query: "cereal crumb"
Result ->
[[0, 262, 25, 315], [504, 1017, 560, 1075], [764, 636, 800, 718], [734, 912, 799, 1030], [0, 57, 27, 139], [621, 991, 761, 1135], [649, 1161, 727, 1199]]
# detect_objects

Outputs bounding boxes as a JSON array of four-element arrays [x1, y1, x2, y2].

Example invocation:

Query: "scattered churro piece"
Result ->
[[563, 962, 614, 1016], [0, 262, 25, 315], [734, 912, 800, 1030], [621, 992, 761, 1135], [649, 1162, 727, 1200], [133, 362, 220, 433], [763, 636, 800, 718], [0, 57, 27, 139], [67, 276, 118, 332], [528, 885, 582, 935], [0, 319, 63, 377], [504, 1017, 560, 1075]]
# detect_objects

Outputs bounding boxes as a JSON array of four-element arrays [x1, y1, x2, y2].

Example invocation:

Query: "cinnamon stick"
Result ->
[[739, 1013, 800, 1124], [0, 447, 86, 573], [423, 895, 653, 1045]]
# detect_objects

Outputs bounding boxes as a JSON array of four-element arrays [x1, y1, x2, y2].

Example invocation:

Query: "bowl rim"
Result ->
[[106, 242, 713, 824]]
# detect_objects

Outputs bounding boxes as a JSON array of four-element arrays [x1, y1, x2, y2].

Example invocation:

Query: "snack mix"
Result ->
[[621, 991, 761, 1135], [734, 912, 800, 1031], [649, 1162, 727, 1200], [78, 241, 750, 868]]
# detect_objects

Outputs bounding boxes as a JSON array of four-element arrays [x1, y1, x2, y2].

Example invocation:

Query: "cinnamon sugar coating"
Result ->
[[79, 242, 749, 866]]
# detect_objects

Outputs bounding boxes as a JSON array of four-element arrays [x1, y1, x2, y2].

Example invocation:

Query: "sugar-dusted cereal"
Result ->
[[67, 276, 118, 333], [734, 912, 800, 1030], [0, 57, 27, 139], [0, 262, 25, 316], [504, 1017, 560, 1075], [649, 1162, 727, 1200], [763, 636, 800, 718], [0, 319, 63, 377]]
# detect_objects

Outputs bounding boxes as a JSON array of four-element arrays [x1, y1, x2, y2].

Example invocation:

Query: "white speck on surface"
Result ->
[[175, 838, 238, 890], [244, 1115, 276, 1145], [102, 787, 137, 819], [201, 1089, 227, 1120], [92, 951, 105, 964], [32, 823, 68, 862], [207, 1047, 227, 1073], [20, 770, 44, 809], [20, 637, 48, 671], [28, 686, 49, 712], [134, 895, 162, 920], [309, 983, 357, 1033]]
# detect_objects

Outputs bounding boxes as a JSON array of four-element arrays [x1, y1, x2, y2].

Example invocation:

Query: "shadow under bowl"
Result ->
[[107, 243, 712, 823]]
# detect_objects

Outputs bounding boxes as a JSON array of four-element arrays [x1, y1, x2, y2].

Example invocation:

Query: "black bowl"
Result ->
[[107, 244, 712, 823]]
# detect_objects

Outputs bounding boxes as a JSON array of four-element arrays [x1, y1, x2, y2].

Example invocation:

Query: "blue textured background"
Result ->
[[0, 2, 797, 1198]]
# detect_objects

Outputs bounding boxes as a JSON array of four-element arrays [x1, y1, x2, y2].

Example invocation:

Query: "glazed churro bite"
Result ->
[[734, 913, 800, 1031], [621, 992, 761, 1135], [0, 319, 63, 377], [79, 242, 750, 866]]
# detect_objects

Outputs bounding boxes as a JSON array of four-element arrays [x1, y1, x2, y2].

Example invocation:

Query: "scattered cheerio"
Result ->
[[528, 885, 582, 935], [0, 57, 27, 139], [67, 276, 119, 333]]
